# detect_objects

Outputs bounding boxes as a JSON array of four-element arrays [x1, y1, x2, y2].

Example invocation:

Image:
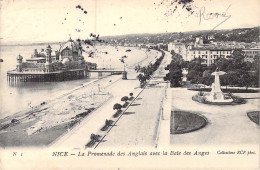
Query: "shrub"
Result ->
[[201, 97, 206, 103], [198, 91, 204, 96], [232, 96, 246, 104]]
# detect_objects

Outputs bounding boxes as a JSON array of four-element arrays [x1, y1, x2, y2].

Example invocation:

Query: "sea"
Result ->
[[0, 44, 99, 119]]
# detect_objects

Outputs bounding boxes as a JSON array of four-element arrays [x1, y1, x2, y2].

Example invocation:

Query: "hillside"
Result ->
[[101, 26, 259, 44]]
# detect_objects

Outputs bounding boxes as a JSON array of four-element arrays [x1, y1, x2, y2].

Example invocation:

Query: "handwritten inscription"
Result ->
[[195, 4, 232, 30]]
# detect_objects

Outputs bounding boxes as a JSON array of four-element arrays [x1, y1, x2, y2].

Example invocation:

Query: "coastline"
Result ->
[[0, 74, 122, 147], [0, 46, 161, 147]]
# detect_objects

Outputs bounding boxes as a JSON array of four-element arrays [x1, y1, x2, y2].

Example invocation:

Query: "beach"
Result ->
[[0, 44, 161, 147]]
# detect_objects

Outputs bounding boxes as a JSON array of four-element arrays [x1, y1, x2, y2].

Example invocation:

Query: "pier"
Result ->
[[7, 69, 86, 83], [7, 69, 127, 83]]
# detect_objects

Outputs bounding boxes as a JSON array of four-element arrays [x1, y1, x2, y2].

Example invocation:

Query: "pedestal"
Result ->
[[122, 71, 127, 80]]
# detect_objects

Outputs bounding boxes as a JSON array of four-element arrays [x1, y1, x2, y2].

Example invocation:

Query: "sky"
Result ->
[[0, 0, 259, 44]]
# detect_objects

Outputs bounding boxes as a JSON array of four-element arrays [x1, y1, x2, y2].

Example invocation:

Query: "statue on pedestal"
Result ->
[[209, 68, 226, 101]]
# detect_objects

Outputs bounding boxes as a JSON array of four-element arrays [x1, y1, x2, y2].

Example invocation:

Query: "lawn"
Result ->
[[247, 111, 260, 125], [170, 111, 207, 134]]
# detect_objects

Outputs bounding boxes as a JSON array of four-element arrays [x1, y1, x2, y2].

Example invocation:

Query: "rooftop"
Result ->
[[190, 47, 233, 51]]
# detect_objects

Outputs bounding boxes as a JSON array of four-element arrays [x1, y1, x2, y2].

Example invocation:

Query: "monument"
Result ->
[[206, 68, 233, 102]]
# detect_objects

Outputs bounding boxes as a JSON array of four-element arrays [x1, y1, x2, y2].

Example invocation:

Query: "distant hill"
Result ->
[[102, 26, 259, 44], [2, 26, 259, 46]]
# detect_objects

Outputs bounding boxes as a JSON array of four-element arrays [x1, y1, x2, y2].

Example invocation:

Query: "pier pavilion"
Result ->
[[7, 38, 127, 83]]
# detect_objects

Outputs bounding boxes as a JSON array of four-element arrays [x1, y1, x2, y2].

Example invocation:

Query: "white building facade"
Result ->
[[243, 47, 260, 62], [168, 42, 188, 60], [187, 48, 233, 66]]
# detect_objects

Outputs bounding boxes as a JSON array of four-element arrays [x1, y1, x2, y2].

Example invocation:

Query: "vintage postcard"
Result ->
[[0, 0, 259, 169]]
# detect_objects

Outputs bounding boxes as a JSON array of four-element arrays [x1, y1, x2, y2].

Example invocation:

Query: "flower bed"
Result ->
[[192, 92, 246, 105], [188, 88, 259, 93]]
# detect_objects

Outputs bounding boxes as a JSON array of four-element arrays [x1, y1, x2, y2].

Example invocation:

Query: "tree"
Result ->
[[215, 49, 256, 89], [90, 134, 100, 141], [113, 103, 122, 111], [137, 73, 147, 88], [220, 73, 231, 89], [239, 73, 255, 91], [129, 93, 133, 97], [186, 58, 204, 84], [121, 96, 129, 102], [134, 64, 141, 72], [200, 70, 214, 87], [105, 119, 113, 126], [164, 52, 183, 87]]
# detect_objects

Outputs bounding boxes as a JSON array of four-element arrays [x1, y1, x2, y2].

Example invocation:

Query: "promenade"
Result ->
[[51, 50, 164, 149], [97, 51, 172, 148]]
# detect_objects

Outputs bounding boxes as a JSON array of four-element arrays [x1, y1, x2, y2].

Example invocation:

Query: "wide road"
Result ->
[[98, 51, 172, 148]]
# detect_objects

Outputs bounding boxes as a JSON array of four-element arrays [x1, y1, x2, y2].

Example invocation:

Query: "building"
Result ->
[[187, 47, 233, 66], [207, 35, 215, 40], [243, 46, 260, 62], [15, 38, 96, 73], [168, 42, 188, 60], [8, 38, 97, 82]]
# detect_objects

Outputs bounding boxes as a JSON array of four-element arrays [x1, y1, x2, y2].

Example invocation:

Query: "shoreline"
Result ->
[[0, 47, 161, 147], [0, 74, 122, 147]]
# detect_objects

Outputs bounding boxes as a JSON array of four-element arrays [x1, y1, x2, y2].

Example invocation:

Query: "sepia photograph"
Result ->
[[0, 0, 259, 169]]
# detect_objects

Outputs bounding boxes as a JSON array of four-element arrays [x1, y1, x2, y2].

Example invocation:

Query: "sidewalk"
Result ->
[[156, 86, 171, 148]]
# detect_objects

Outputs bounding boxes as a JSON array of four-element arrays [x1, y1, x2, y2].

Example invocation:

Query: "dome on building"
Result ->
[[62, 57, 70, 65], [38, 52, 47, 57], [60, 38, 80, 53], [17, 54, 23, 60]]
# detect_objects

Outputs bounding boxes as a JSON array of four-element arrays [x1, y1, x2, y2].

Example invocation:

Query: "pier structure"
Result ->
[[7, 38, 128, 83], [7, 69, 127, 83], [7, 69, 86, 83]]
